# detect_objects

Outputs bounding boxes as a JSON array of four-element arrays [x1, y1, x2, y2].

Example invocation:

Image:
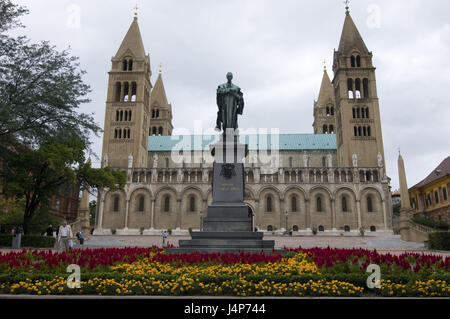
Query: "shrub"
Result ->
[[0, 235, 55, 248], [111, 229, 116, 235], [359, 227, 365, 237], [428, 231, 450, 251], [312, 227, 317, 235], [139, 227, 144, 235], [413, 217, 449, 231], [168, 229, 172, 235], [188, 228, 192, 236]]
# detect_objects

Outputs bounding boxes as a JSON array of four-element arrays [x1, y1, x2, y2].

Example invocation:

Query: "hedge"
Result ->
[[428, 231, 450, 251], [0, 235, 56, 248]]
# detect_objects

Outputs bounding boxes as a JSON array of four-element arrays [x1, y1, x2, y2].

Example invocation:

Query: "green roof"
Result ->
[[148, 134, 336, 152]]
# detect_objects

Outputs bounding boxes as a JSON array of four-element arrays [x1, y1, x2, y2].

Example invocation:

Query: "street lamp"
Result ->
[[199, 211, 203, 232], [285, 211, 289, 234]]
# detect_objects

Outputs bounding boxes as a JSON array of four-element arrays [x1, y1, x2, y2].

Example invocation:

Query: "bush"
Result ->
[[413, 217, 449, 231], [0, 235, 55, 248], [111, 229, 116, 235], [428, 231, 450, 251]]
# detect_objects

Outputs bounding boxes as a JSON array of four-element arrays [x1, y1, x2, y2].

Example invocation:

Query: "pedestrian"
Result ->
[[46, 224, 53, 237], [17, 225, 24, 235], [57, 220, 73, 251], [78, 231, 85, 245], [162, 230, 168, 247], [10, 226, 16, 236]]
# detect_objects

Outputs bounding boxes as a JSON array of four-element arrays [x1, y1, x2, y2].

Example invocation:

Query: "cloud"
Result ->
[[13, 0, 450, 190]]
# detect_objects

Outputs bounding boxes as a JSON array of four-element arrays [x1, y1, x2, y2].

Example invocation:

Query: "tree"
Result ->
[[2, 138, 126, 234], [0, 0, 100, 160]]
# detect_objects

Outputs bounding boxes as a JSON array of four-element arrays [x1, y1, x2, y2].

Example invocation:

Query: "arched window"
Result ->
[[363, 78, 369, 98], [115, 82, 121, 102], [119, 110, 123, 121], [118, 128, 122, 139], [443, 188, 448, 201], [138, 196, 144, 212], [344, 225, 350, 232], [355, 78, 362, 99], [116, 110, 119, 122], [156, 110, 160, 118], [363, 127, 367, 136], [128, 110, 132, 121], [350, 56, 356, 67], [370, 226, 376, 232], [164, 195, 170, 212], [326, 107, 330, 115], [356, 108, 360, 118], [114, 128, 118, 139], [365, 107, 369, 118], [123, 82, 129, 102], [267, 225, 273, 232], [128, 59, 133, 71], [152, 127, 157, 135], [342, 196, 348, 212], [316, 196, 322, 212], [131, 82, 137, 102], [322, 156, 327, 167], [152, 110, 155, 118], [323, 125, 328, 134], [292, 225, 299, 232], [318, 225, 324, 232], [189, 196, 196, 212], [266, 195, 273, 212], [358, 126, 362, 136], [158, 127, 163, 135], [354, 126, 358, 137], [113, 195, 119, 212], [329, 125, 334, 134], [352, 108, 356, 119], [367, 196, 373, 212], [330, 107, 334, 116], [356, 55, 361, 67], [122, 60, 127, 71], [291, 195, 297, 212], [367, 126, 371, 137], [347, 78, 354, 99]]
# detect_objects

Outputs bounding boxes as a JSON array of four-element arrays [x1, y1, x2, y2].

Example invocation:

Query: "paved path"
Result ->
[[2, 235, 448, 256]]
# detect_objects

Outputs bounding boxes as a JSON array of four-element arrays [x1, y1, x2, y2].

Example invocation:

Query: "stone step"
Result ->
[[166, 248, 283, 255], [179, 239, 275, 248], [191, 231, 263, 240]]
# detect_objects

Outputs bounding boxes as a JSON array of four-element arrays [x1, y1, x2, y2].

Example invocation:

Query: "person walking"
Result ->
[[57, 221, 73, 251], [46, 225, 53, 237], [78, 231, 85, 245]]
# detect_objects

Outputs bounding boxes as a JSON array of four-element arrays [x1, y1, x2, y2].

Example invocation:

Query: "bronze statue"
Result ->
[[215, 72, 244, 132]]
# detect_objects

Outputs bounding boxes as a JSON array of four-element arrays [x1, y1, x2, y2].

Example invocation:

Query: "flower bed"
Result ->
[[0, 247, 448, 297]]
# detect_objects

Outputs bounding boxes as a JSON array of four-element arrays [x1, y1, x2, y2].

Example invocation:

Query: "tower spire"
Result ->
[[398, 152, 411, 210]]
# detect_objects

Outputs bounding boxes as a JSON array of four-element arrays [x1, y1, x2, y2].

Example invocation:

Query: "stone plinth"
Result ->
[[167, 136, 276, 254]]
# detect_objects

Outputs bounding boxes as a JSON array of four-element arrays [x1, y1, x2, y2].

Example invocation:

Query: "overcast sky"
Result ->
[[12, 0, 450, 191]]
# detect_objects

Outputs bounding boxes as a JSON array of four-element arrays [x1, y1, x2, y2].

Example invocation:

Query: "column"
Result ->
[[331, 198, 336, 231], [382, 199, 388, 230], [305, 199, 311, 231], [124, 199, 130, 230], [280, 198, 285, 231], [150, 199, 155, 229], [176, 199, 182, 229], [97, 191, 105, 230], [356, 199, 362, 229]]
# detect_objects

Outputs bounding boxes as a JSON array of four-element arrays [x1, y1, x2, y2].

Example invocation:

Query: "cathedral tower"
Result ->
[[149, 68, 173, 136], [332, 10, 385, 168], [101, 15, 152, 168], [313, 67, 336, 134]]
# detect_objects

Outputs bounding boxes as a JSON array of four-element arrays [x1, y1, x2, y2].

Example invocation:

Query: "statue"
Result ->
[[377, 152, 383, 167], [352, 153, 358, 168], [153, 154, 158, 168], [128, 154, 133, 169], [327, 154, 333, 168], [215, 72, 244, 133], [303, 154, 309, 168], [103, 154, 108, 167]]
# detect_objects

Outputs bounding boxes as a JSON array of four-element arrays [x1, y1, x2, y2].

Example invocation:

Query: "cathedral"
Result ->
[[94, 9, 393, 236]]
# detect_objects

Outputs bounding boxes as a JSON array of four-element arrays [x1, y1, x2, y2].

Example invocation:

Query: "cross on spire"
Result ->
[[344, 0, 350, 14], [322, 59, 327, 71], [134, 4, 139, 18]]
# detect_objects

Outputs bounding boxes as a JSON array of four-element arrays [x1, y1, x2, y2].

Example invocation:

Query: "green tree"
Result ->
[[0, 0, 100, 159], [2, 138, 126, 234]]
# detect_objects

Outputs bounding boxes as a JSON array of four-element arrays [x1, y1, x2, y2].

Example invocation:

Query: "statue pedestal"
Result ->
[[168, 137, 276, 254]]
